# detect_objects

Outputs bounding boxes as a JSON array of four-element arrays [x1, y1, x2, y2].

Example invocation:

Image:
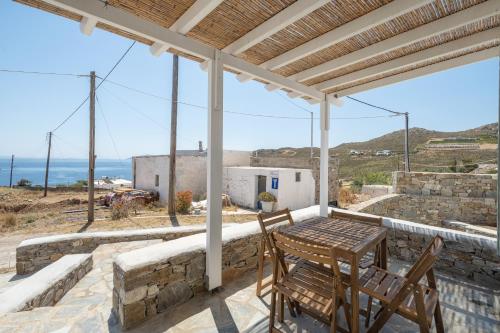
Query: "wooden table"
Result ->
[[277, 216, 388, 333]]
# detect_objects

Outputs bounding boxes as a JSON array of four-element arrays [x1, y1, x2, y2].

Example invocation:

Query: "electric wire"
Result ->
[[95, 94, 124, 163], [345, 95, 405, 115], [101, 78, 398, 120], [51, 41, 136, 132], [0, 69, 87, 77]]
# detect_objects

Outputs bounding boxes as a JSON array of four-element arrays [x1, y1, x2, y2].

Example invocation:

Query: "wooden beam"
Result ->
[[42, 0, 323, 100], [170, 0, 223, 34], [319, 94, 329, 217], [262, 0, 433, 71], [316, 27, 500, 91], [293, 0, 500, 82], [333, 47, 499, 97], [222, 53, 323, 100], [206, 49, 224, 291], [80, 15, 97, 36], [149, 42, 171, 57], [223, 0, 329, 55]]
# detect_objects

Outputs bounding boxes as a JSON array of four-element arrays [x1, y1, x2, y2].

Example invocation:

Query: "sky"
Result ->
[[0, 1, 499, 160]]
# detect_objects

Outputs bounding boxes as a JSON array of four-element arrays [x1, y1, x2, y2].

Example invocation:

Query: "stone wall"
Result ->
[[393, 171, 497, 198], [360, 194, 496, 226], [111, 206, 499, 330], [112, 207, 322, 329], [383, 217, 499, 288], [250, 156, 339, 202], [358, 172, 497, 226], [0, 254, 93, 314], [112, 233, 262, 329], [16, 226, 208, 275]]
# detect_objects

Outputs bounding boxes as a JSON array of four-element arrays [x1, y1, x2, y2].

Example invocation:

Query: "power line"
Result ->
[[345, 95, 405, 116], [99, 86, 169, 130], [96, 95, 124, 163], [0, 69, 87, 77], [51, 41, 136, 132], [276, 91, 313, 114], [101, 78, 398, 121]]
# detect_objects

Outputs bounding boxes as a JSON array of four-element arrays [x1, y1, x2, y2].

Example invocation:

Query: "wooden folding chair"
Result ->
[[255, 208, 296, 297], [360, 235, 445, 333], [330, 210, 384, 269], [269, 231, 352, 333]]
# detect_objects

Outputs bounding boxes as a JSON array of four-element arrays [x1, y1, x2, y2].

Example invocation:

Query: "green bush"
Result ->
[[258, 192, 276, 202], [72, 180, 88, 187], [352, 172, 391, 191]]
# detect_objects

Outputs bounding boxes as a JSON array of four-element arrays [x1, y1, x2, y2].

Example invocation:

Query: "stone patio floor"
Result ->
[[0, 239, 498, 333]]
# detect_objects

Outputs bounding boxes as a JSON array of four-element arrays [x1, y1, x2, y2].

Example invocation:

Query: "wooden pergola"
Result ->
[[16, 0, 500, 289]]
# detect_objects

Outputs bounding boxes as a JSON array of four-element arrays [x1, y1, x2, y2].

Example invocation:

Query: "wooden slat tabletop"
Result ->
[[278, 216, 387, 257]]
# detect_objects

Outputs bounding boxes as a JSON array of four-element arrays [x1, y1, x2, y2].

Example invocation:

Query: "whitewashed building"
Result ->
[[223, 167, 315, 211], [133, 150, 250, 204]]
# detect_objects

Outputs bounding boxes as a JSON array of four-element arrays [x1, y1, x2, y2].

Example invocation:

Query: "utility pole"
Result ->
[[168, 55, 179, 215], [43, 132, 52, 197], [404, 112, 410, 172], [310, 112, 314, 159], [9, 154, 14, 188], [88, 71, 96, 223]]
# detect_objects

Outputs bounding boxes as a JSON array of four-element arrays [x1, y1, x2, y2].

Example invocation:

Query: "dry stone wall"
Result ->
[[112, 233, 262, 329], [16, 226, 207, 275], [111, 206, 499, 330], [0, 254, 93, 314], [359, 172, 497, 226]]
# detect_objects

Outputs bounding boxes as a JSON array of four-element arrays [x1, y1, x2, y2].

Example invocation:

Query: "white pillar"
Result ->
[[206, 49, 223, 290], [319, 94, 330, 217]]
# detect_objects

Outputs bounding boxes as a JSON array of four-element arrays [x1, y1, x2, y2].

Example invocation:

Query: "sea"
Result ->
[[0, 157, 131, 186]]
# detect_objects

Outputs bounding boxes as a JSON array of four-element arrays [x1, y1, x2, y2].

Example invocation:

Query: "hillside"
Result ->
[[254, 123, 498, 179]]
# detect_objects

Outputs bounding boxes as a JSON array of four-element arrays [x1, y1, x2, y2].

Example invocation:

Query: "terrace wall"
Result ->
[[112, 206, 500, 330], [358, 172, 497, 226], [16, 226, 209, 275]]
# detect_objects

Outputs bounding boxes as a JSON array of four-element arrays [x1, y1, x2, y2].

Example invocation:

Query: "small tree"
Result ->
[[17, 178, 32, 187]]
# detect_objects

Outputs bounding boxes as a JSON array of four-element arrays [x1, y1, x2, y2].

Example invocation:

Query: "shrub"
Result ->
[[17, 178, 32, 187], [338, 187, 357, 207], [111, 199, 129, 220], [258, 192, 276, 202], [176, 191, 193, 214], [352, 172, 391, 191], [72, 180, 88, 187], [1, 214, 17, 228]]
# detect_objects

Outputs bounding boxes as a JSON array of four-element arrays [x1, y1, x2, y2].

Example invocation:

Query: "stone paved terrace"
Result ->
[[0, 239, 498, 332]]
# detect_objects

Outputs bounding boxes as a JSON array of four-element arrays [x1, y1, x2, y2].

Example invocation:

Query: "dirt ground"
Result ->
[[0, 187, 257, 236]]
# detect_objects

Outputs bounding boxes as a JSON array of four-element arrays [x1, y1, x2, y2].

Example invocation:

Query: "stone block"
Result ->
[[121, 301, 146, 329], [122, 286, 147, 305], [157, 281, 193, 312]]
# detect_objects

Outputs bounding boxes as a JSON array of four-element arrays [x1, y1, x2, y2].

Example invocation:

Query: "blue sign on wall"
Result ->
[[271, 177, 279, 189]]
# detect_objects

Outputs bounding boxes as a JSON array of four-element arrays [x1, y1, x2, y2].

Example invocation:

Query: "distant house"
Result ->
[[132, 150, 251, 204], [376, 150, 392, 156], [223, 167, 315, 211]]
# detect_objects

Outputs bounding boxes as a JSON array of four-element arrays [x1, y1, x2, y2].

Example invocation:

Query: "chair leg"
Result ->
[[414, 287, 430, 333], [256, 239, 266, 297], [365, 296, 373, 327], [278, 292, 284, 323], [433, 299, 444, 333], [330, 295, 337, 333], [269, 289, 277, 333]]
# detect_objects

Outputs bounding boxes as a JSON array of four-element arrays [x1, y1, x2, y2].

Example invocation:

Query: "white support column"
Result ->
[[206, 49, 224, 290], [319, 94, 330, 217]]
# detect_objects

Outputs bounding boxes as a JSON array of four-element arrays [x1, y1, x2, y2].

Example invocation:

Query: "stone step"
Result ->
[[0, 253, 93, 314]]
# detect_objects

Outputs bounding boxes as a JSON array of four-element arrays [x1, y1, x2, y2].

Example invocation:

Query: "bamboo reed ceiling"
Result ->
[[15, 0, 500, 97]]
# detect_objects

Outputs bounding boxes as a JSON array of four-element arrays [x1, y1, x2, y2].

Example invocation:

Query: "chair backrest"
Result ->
[[331, 210, 383, 226], [257, 208, 294, 260], [404, 235, 444, 284], [271, 231, 347, 298]]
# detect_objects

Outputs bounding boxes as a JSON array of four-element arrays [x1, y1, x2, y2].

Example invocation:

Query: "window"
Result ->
[[295, 172, 301, 182], [155, 175, 159, 187]]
